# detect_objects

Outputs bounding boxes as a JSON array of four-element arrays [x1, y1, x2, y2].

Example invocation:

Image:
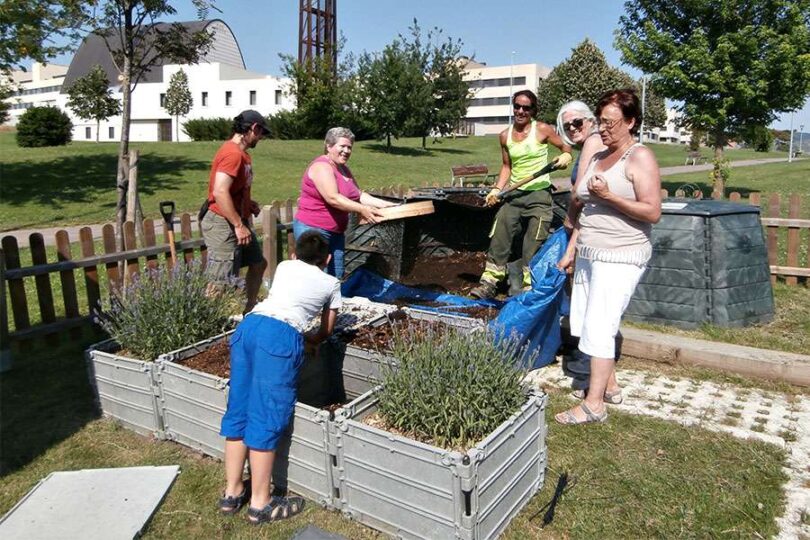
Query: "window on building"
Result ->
[[275, 89, 282, 105], [249, 90, 256, 106], [467, 76, 526, 89], [225, 91, 232, 106], [160, 93, 166, 107], [109, 126, 115, 139], [201, 91, 208, 106], [85, 127, 91, 139]]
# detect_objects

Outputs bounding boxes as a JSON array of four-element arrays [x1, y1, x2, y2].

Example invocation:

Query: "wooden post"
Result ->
[[123, 221, 139, 282], [285, 199, 295, 259], [786, 194, 801, 286], [660, 188, 669, 199], [0, 248, 11, 371], [103, 223, 122, 293], [56, 230, 82, 340], [80, 227, 101, 315], [749, 192, 761, 208], [262, 204, 278, 280], [767, 194, 780, 285], [143, 219, 159, 271], [729, 192, 741, 202], [181, 213, 194, 265], [30, 233, 58, 345]]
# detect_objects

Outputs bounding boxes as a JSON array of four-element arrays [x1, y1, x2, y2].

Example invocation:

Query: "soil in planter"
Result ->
[[343, 310, 450, 350], [178, 341, 231, 378], [399, 251, 486, 295]]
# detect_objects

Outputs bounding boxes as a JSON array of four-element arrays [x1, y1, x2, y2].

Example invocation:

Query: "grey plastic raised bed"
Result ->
[[334, 388, 547, 540], [156, 331, 368, 509], [85, 340, 163, 438]]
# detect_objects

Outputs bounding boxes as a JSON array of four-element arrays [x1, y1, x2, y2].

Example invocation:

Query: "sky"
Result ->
[[51, 0, 810, 131]]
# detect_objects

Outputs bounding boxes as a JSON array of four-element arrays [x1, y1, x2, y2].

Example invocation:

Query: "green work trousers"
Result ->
[[481, 189, 552, 286]]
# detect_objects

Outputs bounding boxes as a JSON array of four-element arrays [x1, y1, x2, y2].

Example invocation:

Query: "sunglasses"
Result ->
[[513, 104, 534, 112], [563, 118, 586, 131]]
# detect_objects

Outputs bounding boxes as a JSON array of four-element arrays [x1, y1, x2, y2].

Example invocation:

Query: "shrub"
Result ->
[[16, 106, 72, 147], [266, 109, 305, 140], [95, 263, 243, 360], [183, 117, 232, 141], [377, 325, 531, 449]]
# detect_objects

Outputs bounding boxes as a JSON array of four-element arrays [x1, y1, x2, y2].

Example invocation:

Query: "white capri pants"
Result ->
[[570, 257, 646, 359]]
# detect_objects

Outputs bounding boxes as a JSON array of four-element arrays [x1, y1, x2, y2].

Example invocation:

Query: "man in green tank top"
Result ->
[[471, 90, 572, 299]]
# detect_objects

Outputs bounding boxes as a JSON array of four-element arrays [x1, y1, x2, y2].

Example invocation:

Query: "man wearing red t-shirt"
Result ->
[[201, 110, 270, 312]]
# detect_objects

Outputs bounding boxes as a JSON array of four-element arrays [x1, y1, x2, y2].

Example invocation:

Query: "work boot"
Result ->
[[470, 281, 497, 300]]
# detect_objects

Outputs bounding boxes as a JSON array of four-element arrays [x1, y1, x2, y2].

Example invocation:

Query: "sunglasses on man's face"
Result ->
[[563, 118, 586, 131], [513, 103, 534, 112]]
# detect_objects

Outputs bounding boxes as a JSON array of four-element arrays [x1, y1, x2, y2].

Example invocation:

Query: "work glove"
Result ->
[[485, 187, 501, 207], [552, 151, 573, 169]]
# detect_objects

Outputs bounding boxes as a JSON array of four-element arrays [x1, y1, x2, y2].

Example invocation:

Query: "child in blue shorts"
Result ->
[[218, 231, 341, 524]]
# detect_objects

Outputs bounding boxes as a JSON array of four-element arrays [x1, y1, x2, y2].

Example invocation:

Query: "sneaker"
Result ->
[[470, 282, 497, 299]]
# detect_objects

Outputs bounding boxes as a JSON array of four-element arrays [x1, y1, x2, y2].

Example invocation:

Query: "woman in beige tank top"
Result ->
[[556, 89, 662, 425]]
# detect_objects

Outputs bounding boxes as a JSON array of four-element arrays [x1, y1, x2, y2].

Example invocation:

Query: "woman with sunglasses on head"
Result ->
[[470, 90, 573, 299], [555, 89, 661, 425]]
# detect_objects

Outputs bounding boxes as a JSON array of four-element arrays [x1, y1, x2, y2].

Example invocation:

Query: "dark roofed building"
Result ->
[[61, 19, 245, 92]]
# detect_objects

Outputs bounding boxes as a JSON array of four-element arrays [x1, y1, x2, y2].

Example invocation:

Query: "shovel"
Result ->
[[159, 201, 177, 265], [496, 160, 565, 201]]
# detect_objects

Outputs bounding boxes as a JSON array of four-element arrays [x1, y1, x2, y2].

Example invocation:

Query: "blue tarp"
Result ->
[[490, 228, 568, 368], [342, 228, 569, 369]]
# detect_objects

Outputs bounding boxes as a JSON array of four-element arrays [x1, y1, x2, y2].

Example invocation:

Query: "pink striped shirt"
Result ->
[[295, 155, 362, 233]]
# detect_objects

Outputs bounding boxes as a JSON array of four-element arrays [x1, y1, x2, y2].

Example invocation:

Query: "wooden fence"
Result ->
[[1, 189, 808, 359]]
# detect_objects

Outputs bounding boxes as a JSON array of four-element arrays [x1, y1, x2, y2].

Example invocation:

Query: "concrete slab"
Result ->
[[0, 465, 179, 540]]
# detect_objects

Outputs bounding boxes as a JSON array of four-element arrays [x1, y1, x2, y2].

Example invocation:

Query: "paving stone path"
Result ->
[[525, 364, 810, 539]]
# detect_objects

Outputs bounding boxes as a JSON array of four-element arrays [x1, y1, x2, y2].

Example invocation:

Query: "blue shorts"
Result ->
[[220, 314, 304, 451]]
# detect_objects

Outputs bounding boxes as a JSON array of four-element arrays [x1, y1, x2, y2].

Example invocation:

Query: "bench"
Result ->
[[450, 164, 497, 187], [684, 151, 708, 166]]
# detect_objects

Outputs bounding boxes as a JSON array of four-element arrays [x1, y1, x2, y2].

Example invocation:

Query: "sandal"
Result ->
[[247, 495, 305, 524], [571, 388, 623, 405], [219, 483, 250, 516], [555, 403, 608, 425]]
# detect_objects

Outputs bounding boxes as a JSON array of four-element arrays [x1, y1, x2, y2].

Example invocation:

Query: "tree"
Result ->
[[81, 1, 215, 247], [739, 124, 775, 152], [0, 0, 87, 72], [66, 64, 121, 142], [0, 82, 11, 124], [163, 68, 192, 141], [400, 21, 472, 148], [279, 53, 340, 139], [536, 39, 667, 129], [16, 105, 72, 147], [616, 0, 810, 197], [358, 41, 414, 149]]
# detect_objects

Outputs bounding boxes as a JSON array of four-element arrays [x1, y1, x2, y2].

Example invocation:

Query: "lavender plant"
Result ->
[[377, 325, 532, 450], [95, 263, 243, 360]]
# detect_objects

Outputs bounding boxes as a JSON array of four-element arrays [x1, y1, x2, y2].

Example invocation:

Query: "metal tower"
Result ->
[[298, 0, 337, 73]]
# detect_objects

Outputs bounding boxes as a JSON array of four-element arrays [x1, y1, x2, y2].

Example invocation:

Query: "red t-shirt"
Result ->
[[207, 141, 253, 220]]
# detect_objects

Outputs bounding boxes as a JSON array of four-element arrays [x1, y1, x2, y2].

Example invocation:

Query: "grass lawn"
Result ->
[[0, 337, 788, 539], [0, 130, 793, 231]]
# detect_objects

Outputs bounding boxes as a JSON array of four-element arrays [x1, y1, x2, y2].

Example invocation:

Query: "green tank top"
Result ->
[[506, 121, 550, 191]]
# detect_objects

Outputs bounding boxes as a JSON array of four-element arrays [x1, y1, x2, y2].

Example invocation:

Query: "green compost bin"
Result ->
[[624, 199, 774, 329]]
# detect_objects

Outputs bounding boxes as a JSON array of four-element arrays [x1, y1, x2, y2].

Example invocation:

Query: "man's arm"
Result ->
[[212, 171, 251, 245], [485, 131, 512, 206]]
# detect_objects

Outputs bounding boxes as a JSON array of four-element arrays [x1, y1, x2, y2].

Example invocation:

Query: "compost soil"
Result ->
[[178, 341, 230, 378], [400, 251, 486, 295], [343, 311, 449, 350], [445, 192, 488, 208]]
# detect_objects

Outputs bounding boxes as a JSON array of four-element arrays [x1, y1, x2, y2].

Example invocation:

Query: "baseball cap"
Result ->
[[236, 110, 271, 136]]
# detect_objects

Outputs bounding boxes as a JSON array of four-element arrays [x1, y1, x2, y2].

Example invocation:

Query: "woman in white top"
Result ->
[[556, 89, 662, 425], [556, 100, 605, 188]]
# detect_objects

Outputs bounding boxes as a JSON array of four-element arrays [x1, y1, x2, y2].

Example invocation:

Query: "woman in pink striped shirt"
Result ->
[[293, 127, 395, 277]]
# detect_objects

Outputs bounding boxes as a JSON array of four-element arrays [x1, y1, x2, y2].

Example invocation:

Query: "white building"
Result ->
[[3, 19, 294, 142], [644, 108, 692, 145], [462, 60, 551, 136], [2, 63, 69, 125]]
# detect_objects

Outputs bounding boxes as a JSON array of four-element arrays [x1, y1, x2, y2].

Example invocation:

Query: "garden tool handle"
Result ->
[[496, 162, 562, 200], [159, 201, 177, 265]]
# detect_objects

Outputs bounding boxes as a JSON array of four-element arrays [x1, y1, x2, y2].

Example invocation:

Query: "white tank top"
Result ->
[[575, 143, 652, 265]]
